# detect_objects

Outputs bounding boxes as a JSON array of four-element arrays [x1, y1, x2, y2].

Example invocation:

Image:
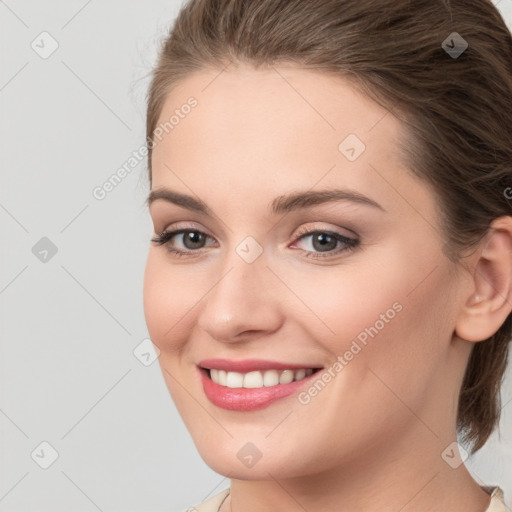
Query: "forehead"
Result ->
[[153, 64, 394, 158], [150, 64, 435, 221]]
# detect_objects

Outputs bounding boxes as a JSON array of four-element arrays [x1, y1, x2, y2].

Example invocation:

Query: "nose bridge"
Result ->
[[197, 238, 282, 341], [212, 233, 269, 301]]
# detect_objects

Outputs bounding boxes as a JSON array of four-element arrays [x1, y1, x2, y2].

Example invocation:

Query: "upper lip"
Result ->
[[198, 358, 323, 373]]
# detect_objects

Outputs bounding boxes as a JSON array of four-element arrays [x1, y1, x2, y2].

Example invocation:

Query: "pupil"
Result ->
[[184, 231, 204, 249], [313, 233, 337, 252]]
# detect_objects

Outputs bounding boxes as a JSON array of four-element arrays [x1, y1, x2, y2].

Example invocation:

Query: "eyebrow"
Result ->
[[146, 187, 386, 215]]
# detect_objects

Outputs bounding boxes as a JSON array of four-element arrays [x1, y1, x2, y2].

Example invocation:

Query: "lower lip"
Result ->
[[198, 367, 320, 411]]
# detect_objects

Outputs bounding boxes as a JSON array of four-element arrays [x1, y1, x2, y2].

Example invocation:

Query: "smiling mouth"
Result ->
[[200, 367, 323, 389], [197, 360, 325, 411]]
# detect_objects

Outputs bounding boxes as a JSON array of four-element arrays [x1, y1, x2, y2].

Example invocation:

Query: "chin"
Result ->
[[199, 452, 301, 480], [191, 434, 326, 481]]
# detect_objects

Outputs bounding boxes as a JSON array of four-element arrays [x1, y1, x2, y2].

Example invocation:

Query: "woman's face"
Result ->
[[143, 64, 471, 479]]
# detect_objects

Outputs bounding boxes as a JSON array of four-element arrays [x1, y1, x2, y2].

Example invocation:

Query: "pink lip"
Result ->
[[197, 363, 322, 412], [198, 358, 321, 373]]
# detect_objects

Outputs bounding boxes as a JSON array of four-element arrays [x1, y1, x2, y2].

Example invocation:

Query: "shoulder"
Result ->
[[481, 485, 506, 512], [183, 488, 230, 512]]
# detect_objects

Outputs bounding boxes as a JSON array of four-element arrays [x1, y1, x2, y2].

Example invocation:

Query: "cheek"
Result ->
[[287, 246, 454, 396], [277, 257, 411, 354], [270, 256, 455, 461], [142, 250, 202, 353]]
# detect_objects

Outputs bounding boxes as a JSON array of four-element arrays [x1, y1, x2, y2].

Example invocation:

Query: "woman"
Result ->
[[142, 0, 511, 510]]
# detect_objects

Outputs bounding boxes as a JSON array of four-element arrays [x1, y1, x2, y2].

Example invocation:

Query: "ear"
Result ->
[[455, 216, 512, 343]]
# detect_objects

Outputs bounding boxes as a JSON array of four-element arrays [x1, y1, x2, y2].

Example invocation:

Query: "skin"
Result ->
[[143, 63, 512, 512]]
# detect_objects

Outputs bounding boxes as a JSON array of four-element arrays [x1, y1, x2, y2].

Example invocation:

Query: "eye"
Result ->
[[290, 227, 359, 260], [150, 225, 360, 260], [150, 228, 214, 256]]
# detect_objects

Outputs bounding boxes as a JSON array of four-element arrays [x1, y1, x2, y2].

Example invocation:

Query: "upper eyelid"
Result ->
[[158, 221, 214, 237], [158, 223, 357, 244], [294, 222, 357, 238]]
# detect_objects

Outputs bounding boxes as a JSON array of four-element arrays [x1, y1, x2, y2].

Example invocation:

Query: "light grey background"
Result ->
[[1, 1, 511, 511]]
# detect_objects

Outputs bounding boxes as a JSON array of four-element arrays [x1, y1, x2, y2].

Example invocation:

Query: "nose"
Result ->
[[197, 253, 283, 343]]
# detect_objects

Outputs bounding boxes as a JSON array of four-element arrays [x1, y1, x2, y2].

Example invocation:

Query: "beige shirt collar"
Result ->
[[190, 485, 506, 512]]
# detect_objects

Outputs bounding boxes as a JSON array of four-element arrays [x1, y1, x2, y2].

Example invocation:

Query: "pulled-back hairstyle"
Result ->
[[145, 0, 512, 453]]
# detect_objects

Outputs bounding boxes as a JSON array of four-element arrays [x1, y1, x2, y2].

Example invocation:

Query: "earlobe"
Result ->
[[455, 216, 512, 343]]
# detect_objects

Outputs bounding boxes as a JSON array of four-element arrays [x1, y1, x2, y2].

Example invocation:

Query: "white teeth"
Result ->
[[209, 368, 315, 388], [279, 369, 294, 384], [294, 369, 306, 380], [218, 369, 227, 386], [226, 371, 244, 388], [243, 371, 264, 388], [263, 369, 279, 386]]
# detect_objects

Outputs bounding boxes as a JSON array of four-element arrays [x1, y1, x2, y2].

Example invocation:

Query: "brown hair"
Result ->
[[145, 0, 512, 453]]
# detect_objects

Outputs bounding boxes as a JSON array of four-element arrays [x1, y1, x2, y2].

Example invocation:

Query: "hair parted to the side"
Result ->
[[145, 0, 512, 453]]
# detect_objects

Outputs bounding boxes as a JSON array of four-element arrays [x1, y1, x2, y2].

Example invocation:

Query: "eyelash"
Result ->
[[151, 225, 359, 260]]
